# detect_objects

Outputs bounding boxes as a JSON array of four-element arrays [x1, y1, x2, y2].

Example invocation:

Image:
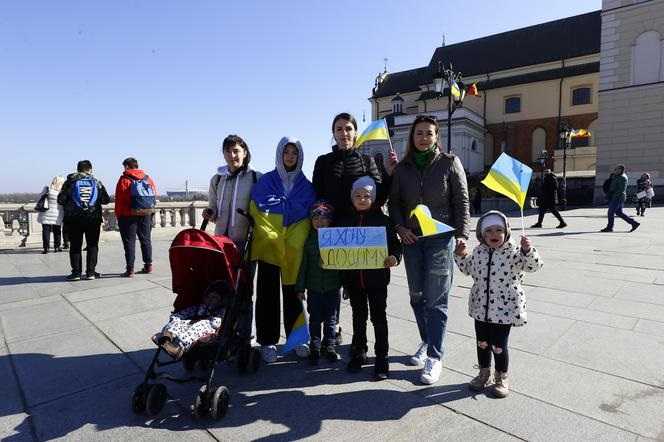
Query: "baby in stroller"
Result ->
[[153, 280, 232, 360]]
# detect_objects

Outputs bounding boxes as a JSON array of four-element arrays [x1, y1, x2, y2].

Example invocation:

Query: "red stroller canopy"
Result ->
[[169, 229, 241, 311]]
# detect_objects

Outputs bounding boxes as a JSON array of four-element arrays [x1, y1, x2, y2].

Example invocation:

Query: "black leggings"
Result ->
[[475, 320, 512, 372]]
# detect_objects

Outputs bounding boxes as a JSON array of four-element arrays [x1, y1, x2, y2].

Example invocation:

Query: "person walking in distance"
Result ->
[[601, 164, 640, 233], [530, 169, 566, 229], [114, 157, 158, 277]]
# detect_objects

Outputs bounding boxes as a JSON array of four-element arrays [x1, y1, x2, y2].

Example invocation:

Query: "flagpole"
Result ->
[[520, 207, 526, 237]]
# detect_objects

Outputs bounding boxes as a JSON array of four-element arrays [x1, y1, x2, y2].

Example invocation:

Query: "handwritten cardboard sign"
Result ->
[[318, 227, 387, 270]]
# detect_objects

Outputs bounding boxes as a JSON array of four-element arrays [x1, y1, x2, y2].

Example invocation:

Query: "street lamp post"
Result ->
[[559, 125, 573, 210], [433, 61, 466, 153]]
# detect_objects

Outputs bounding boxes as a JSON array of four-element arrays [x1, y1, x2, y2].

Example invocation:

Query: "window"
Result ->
[[632, 31, 663, 85], [504, 96, 521, 114], [393, 102, 402, 113], [471, 140, 477, 151], [531, 128, 547, 162], [571, 87, 591, 105]]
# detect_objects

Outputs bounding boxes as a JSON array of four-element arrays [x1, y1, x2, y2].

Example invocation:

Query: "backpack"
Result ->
[[129, 175, 156, 215], [71, 176, 99, 212], [602, 177, 612, 195]]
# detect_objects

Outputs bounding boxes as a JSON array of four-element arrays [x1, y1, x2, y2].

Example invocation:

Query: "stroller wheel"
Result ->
[[145, 383, 167, 416], [247, 347, 261, 374], [210, 386, 230, 420], [131, 384, 149, 414], [192, 385, 210, 419]]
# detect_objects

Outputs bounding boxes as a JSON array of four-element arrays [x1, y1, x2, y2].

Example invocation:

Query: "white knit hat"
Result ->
[[480, 214, 505, 233], [351, 176, 376, 203]]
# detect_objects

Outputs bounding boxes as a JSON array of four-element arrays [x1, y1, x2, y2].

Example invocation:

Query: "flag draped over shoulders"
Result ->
[[250, 170, 315, 284]]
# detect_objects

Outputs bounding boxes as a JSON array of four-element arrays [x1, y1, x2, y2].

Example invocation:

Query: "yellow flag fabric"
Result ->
[[481, 153, 533, 209], [355, 119, 390, 148], [249, 201, 310, 285]]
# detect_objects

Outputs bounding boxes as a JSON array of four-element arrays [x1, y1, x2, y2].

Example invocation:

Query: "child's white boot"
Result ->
[[469, 367, 492, 391], [492, 371, 510, 398]]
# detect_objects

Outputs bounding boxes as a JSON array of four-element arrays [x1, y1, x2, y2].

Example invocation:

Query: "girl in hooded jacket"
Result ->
[[250, 137, 316, 363], [454, 210, 542, 398], [37, 176, 66, 253]]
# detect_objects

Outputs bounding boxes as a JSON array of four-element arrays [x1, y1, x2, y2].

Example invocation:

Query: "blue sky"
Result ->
[[0, 0, 600, 193]]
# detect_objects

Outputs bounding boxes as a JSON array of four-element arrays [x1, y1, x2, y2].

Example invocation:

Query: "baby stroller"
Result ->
[[131, 209, 260, 420]]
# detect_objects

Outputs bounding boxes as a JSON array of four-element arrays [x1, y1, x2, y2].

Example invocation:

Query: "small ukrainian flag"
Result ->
[[481, 153, 533, 209], [355, 119, 390, 148], [281, 303, 310, 354], [410, 205, 455, 237]]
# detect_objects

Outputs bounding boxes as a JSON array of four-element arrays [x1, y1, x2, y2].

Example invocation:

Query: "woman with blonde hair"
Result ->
[[37, 176, 66, 253]]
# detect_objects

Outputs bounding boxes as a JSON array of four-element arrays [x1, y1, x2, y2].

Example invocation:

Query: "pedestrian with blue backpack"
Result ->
[[114, 157, 158, 277], [58, 160, 111, 281]]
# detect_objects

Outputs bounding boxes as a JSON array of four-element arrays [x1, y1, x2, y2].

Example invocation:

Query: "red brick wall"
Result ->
[[486, 113, 597, 169]]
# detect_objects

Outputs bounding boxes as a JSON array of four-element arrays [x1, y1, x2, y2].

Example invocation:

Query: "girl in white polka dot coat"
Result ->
[[454, 210, 542, 398]]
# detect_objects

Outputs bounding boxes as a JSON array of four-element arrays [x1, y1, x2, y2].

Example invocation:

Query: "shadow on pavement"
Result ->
[[2, 345, 475, 441]]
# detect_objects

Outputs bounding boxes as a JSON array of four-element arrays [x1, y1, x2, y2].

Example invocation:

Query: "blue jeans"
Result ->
[[607, 198, 638, 230], [403, 234, 454, 361]]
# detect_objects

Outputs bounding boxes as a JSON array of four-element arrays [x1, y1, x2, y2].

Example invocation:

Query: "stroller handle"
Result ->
[[200, 219, 209, 231], [236, 208, 254, 226]]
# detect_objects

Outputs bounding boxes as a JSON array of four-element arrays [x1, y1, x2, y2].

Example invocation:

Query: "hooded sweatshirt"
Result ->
[[114, 169, 158, 218], [454, 210, 542, 326], [276, 136, 304, 195]]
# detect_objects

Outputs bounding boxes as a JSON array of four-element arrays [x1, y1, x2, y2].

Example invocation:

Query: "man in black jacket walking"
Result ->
[[531, 169, 567, 228], [58, 160, 111, 280]]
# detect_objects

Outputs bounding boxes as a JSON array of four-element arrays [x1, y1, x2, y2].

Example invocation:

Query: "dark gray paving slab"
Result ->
[[7, 327, 140, 407], [0, 299, 88, 343], [29, 374, 214, 442]]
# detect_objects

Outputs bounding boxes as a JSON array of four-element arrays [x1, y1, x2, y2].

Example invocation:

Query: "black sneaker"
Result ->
[[66, 273, 81, 281], [556, 222, 567, 229], [600, 227, 613, 232], [84, 272, 101, 280], [346, 352, 367, 373], [630, 222, 640, 232], [530, 223, 542, 228], [308, 348, 320, 366], [322, 346, 341, 362], [335, 327, 343, 346], [374, 356, 389, 380]]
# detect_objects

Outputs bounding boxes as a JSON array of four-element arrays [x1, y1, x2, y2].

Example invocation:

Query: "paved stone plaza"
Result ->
[[1, 207, 663, 441]]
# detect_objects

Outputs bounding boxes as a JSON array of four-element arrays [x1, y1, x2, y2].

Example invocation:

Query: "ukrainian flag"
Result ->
[[281, 303, 310, 354], [481, 153, 533, 209], [250, 170, 316, 284], [450, 80, 462, 100], [355, 119, 390, 148], [410, 204, 455, 237]]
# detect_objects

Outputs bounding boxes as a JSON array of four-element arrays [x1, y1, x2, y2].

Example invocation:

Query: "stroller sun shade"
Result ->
[[169, 229, 241, 311]]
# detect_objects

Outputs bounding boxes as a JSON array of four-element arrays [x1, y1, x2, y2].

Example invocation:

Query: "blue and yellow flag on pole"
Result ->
[[281, 302, 310, 354], [355, 119, 390, 148], [410, 204, 455, 237], [481, 153, 533, 209]]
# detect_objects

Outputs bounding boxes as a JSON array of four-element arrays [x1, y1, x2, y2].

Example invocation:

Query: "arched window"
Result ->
[[632, 31, 663, 85], [531, 127, 547, 162]]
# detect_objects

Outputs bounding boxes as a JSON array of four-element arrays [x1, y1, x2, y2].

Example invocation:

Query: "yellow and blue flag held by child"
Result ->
[[355, 118, 390, 148], [410, 204, 455, 237], [481, 152, 533, 209]]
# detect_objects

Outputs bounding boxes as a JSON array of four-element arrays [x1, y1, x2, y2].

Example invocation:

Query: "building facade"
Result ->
[[370, 12, 601, 185], [594, 0, 664, 202]]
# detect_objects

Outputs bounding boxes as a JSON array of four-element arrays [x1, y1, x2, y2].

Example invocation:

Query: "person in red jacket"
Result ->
[[115, 157, 158, 277]]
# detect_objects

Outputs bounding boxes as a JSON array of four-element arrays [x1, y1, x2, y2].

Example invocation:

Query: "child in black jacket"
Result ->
[[337, 176, 402, 380]]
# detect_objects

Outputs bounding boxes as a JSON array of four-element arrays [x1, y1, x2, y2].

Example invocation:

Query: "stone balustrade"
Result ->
[[0, 201, 209, 247]]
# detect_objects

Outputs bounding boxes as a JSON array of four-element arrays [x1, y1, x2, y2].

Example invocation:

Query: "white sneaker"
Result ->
[[260, 345, 277, 363], [408, 342, 428, 366], [295, 343, 310, 358], [420, 357, 442, 385]]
